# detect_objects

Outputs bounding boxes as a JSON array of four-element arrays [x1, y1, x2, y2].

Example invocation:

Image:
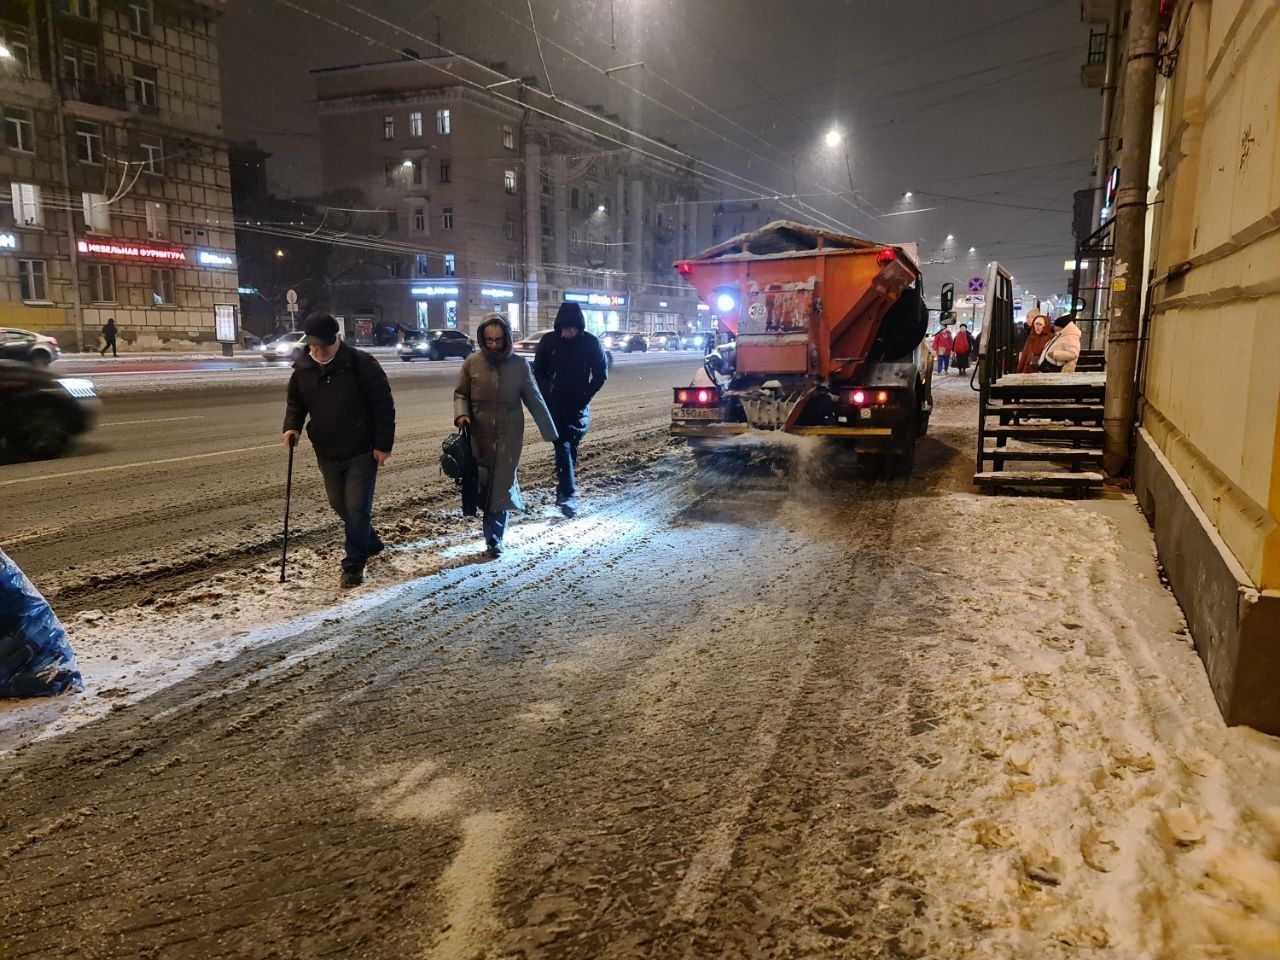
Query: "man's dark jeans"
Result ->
[[316, 450, 382, 573], [482, 509, 508, 548], [552, 413, 588, 504]]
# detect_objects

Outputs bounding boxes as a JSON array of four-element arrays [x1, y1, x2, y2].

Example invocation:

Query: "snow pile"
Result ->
[[890, 493, 1280, 958]]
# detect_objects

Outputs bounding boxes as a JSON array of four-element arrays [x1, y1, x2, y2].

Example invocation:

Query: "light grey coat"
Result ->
[[453, 330, 557, 513]]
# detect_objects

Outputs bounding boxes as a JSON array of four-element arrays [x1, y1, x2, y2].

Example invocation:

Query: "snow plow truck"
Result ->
[[671, 221, 933, 475]]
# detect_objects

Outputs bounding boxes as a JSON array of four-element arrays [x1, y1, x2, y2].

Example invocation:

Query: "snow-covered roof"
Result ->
[[692, 220, 882, 261]]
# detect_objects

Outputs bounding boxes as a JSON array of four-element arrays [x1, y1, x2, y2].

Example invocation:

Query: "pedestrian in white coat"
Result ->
[[454, 315, 558, 557], [1039, 316, 1083, 373]]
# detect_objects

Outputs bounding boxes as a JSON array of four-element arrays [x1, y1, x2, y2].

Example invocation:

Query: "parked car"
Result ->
[[649, 330, 682, 351], [397, 329, 476, 361], [0, 327, 60, 366], [601, 331, 647, 353], [0, 360, 99, 460], [513, 335, 543, 358], [258, 331, 307, 362], [682, 332, 711, 351]]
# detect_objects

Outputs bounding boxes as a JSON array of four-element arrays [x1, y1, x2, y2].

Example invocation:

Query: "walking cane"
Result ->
[[280, 435, 296, 583]]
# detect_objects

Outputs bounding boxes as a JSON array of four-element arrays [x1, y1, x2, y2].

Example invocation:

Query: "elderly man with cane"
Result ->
[[282, 313, 395, 587]]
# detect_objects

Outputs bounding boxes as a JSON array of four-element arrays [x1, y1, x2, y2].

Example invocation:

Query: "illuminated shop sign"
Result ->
[[77, 238, 186, 262], [480, 287, 515, 299], [697, 303, 710, 312], [197, 249, 235, 268], [0, 232, 16, 250], [564, 290, 626, 308], [411, 283, 460, 297]]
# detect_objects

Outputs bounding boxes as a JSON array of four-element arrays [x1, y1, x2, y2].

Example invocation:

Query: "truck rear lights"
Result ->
[[677, 262, 695, 277], [850, 389, 867, 405], [674, 387, 719, 407], [876, 248, 896, 265], [844, 389, 892, 406]]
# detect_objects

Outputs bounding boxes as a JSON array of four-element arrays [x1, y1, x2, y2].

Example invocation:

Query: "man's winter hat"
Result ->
[[554, 301, 586, 333], [303, 313, 340, 346], [1053, 315, 1072, 328]]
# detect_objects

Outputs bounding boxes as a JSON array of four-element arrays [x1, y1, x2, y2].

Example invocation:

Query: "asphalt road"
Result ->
[[0, 352, 700, 609]]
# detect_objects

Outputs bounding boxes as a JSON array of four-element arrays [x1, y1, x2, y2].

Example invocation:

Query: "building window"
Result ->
[[409, 111, 422, 137], [505, 262, 517, 282], [503, 219, 514, 240], [89, 263, 115, 302], [443, 253, 456, 276], [570, 227, 579, 249], [0, 27, 31, 77], [151, 268, 175, 305], [11, 182, 42, 226], [389, 259, 403, 279], [436, 109, 450, 134], [442, 206, 454, 230], [74, 120, 102, 165], [383, 114, 394, 140], [139, 136, 162, 174], [127, 0, 152, 37], [410, 159, 423, 185], [61, 46, 98, 92], [570, 187, 579, 210], [415, 253, 429, 276], [18, 259, 47, 301], [4, 108, 34, 153], [540, 171, 550, 195], [384, 161, 397, 186], [439, 159, 451, 183], [502, 125, 514, 150], [132, 63, 157, 110], [82, 192, 110, 232], [503, 170, 516, 194], [57, 0, 96, 18], [145, 200, 167, 239], [412, 206, 425, 233]]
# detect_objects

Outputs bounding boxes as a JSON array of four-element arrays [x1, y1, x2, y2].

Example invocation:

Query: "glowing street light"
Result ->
[[0, 44, 11, 59], [945, 233, 955, 241], [824, 128, 842, 148], [903, 191, 913, 200], [968, 246, 976, 254], [597, 204, 606, 213]]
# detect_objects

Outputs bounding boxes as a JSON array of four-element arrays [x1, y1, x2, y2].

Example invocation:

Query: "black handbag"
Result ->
[[440, 426, 479, 516]]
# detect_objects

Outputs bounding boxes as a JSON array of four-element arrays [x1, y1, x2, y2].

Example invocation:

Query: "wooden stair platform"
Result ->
[[990, 372, 1106, 400], [985, 424, 1104, 441], [978, 447, 1102, 464], [974, 471, 1105, 491]]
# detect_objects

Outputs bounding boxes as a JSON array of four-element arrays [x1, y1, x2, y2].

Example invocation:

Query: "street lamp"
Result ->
[[0, 44, 11, 59], [945, 233, 955, 241], [903, 191, 913, 200], [968, 246, 976, 254], [824, 128, 842, 148]]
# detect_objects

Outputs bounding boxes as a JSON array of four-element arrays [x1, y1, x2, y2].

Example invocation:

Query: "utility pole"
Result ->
[[1102, 0, 1159, 477]]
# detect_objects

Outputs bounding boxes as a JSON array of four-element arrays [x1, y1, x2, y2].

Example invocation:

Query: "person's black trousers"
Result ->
[[552, 411, 588, 504], [316, 450, 383, 573]]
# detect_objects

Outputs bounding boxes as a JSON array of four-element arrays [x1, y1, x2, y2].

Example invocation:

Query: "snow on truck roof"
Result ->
[[689, 220, 889, 261]]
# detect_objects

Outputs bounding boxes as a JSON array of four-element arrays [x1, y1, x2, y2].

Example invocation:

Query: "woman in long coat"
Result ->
[[1016, 314, 1055, 374], [454, 315, 558, 557]]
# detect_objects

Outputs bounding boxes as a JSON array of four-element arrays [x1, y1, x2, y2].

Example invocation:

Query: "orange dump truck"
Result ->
[[672, 220, 933, 474]]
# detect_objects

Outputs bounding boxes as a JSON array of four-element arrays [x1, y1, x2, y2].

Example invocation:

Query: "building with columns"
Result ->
[[312, 53, 716, 339], [0, 0, 239, 353]]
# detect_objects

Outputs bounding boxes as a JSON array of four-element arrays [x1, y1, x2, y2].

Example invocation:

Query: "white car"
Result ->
[[0, 327, 61, 366], [258, 331, 307, 362]]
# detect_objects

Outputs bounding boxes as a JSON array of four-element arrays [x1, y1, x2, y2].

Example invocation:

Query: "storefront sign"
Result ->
[[77, 238, 186, 263], [197, 249, 235, 268], [0, 232, 16, 250], [480, 286, 515, 299], [564, 290, 626, 308], [697, 303, 710, 312], [412, 283, 460, 297]]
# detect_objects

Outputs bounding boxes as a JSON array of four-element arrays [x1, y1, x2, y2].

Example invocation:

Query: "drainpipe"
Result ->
[[1103, 0, 1159, 477], [1086, 0, 1124, 351], [43, 2, 86, 352]]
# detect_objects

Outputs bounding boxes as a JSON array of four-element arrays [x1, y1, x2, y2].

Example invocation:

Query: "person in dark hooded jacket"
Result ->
[[532, 302, 609, 517]]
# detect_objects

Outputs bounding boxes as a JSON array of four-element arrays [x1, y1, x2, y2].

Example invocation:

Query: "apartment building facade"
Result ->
[[0, 0, 238, 352], [312, 54, 714, 339]]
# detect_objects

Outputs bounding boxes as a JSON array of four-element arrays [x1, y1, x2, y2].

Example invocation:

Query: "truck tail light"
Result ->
[[674, 386, 719, 407], [844, 389, 893, 406], [677, 262, 694, 277], [876, 248, 896, 265]]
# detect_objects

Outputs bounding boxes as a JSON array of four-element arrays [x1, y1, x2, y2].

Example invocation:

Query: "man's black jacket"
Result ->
[[283, 342, 395, 461], [532, 331, 608, 420]]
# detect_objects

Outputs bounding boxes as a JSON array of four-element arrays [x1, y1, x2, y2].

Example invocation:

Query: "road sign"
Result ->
[[967, 275, 985, 295], [1014, 298, 1023, 309], [286, 289, 298, 305]]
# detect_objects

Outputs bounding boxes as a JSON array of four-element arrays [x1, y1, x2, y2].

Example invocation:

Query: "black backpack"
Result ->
[[440, 426, 472, 481]]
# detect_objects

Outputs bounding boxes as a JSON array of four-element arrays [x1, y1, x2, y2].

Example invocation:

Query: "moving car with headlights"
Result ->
[[671, 220, 931, 476], [0, 360, 99, 460], [601, 331, 647, 353], [397, 329, 476, 361], [649, 330, 682, 351], [258, 331, 307, 362], [0, 328, 60, 366], [513, 334, 542, 358]]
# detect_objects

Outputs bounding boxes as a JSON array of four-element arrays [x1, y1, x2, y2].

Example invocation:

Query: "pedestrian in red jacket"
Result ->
[[952, 324, 973, 374], [932, 327, 954, 374]]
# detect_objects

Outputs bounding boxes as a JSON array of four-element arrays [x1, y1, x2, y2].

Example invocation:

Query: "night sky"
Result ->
[[219, 0, 1099, 302]]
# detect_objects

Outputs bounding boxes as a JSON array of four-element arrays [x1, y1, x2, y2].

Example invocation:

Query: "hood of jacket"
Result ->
[[477, 316, 514, 366], [553, 301, 586, 334], [1056, 320, 1083, 340]]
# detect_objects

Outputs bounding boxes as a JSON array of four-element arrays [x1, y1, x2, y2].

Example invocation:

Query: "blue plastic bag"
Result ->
[[0, 549, 83, 697]]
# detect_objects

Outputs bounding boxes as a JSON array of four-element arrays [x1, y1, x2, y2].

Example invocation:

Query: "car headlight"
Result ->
[[57, 378, 97, 398]]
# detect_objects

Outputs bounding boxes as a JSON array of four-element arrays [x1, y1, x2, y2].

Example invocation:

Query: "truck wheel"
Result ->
[[16, 403, 74, 460], [887, 420, 918, 478]]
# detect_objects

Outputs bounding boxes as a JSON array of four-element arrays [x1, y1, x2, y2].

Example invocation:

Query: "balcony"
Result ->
[[60, 74, 128, 121], [1080, 29, 1107, 89]]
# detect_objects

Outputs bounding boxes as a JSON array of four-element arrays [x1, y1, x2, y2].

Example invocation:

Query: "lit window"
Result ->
[[139, 136, 162, 174], [502, 126, 514, 150], [127, 0, 152, 37], [11, 182, 42, 226], [82, 192, 110, 232], [145, 200, 167, 239], [74, 119, 102, 164], [151, 268, 175, 305], [436, 109, 450, 135], [18, 259, 47, 301], [443, 253, 456, 276], [503, 170, 516, 194], [415, 253, 429, 276], [90, 263, 115, 302], [3, 108, 34, 153], [409, 111, 422, 137], [132, 63, 157, 109], [0, 27, 31, 77], [383, 115, 394, 140], [442, 206, 454, 230], [439, 159, 451, 183]]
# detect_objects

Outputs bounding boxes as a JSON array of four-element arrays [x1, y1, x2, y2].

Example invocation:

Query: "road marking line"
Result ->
[[0, 442, 280, 487], [98, 416, 205, 427]]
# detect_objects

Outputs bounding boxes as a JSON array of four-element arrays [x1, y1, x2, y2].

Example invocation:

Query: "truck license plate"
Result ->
[[672, 407, 721, 420]]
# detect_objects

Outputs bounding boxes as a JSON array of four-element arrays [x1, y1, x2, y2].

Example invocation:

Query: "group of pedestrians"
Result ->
[[281, 304, 608, 585], [930, 323, 973, 375], [1016, 312, 1082, 374]]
